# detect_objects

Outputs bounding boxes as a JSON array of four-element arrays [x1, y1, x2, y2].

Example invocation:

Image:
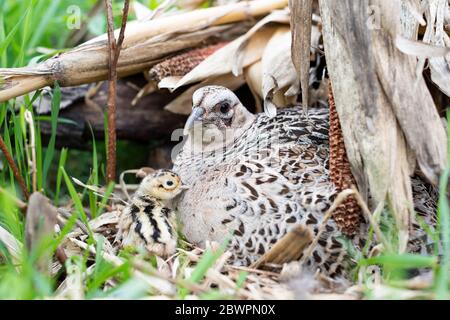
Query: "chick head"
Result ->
[[138, 169, 184, 200]]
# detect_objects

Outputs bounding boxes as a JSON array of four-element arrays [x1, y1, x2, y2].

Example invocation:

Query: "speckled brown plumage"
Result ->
[[328, 82, 362, 236], [148, 42, 228, 82], [173, 86, 438, 277]]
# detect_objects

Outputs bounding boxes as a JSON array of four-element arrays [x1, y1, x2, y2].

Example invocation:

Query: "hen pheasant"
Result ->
[[116, 169, 184, 257], [173, 86, 438, 276]]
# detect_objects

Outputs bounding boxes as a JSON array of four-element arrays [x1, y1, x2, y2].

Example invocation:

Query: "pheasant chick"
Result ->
[[117, 169, 184, 257]]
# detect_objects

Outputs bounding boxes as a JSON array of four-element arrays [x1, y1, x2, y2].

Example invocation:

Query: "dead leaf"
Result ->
[[165, 9, 290, 90], [25, 192, 59, 272], [396, 36, 450, 57], [244, 61, 263, 113], [168, 25, 280, 90], [261, 27, 299, 116], [416, 0, 450, 97], [251, 224, 313, 269]]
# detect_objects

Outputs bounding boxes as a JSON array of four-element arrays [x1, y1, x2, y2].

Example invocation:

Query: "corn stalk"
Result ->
[[0, 0, 288, 103], [318, 0, 447, 252]]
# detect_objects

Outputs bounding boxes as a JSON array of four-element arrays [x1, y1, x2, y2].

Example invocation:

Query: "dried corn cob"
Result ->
[[328, 82, 362, 236], [148, 42, 228, 82]]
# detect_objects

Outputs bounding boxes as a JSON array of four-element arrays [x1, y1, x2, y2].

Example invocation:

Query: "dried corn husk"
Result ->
[[162, 9, 290, 90], [131, 42, 229, 105], [0, 0, 289, 102], [418, 0, 450, 96], [244, 61, 263, 113], [319, 0, 447, 253], [396, 36, 450, 58], [289, 0, 313, 109], [162, 26, 281, 90], [261, 27, 299, 116]]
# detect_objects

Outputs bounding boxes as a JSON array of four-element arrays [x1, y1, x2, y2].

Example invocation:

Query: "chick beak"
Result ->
[[183, 106, 204, 135], [179, 185, 190, 190]]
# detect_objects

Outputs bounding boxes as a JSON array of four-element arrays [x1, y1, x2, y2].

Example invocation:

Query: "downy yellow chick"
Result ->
[[117, 169, 185, 257]]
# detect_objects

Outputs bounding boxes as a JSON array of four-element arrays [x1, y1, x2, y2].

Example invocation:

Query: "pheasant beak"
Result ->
[[184, 106, 204, 135]]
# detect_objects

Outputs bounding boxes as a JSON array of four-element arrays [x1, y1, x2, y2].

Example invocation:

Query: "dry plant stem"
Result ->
[[0, 0, 288, 102], [57, 208, 90, 235], [118, 169, 140, 201], [227, 265, 279, 278], [71, 176, 129, 205], [0, 136, 29, 200], [251, 224, 313, 269], [69, 238, 205, 295], [105, 0, 130, 183], [132, 259, 206, 294], [351, 186, 391, 252], [289, 0, 312, 110], [24, 110, 37, 193]]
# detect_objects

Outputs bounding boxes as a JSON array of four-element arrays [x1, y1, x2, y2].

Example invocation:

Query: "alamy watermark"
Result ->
[[66, 5, 81, 30]]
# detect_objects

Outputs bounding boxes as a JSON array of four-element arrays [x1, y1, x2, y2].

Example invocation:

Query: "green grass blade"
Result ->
[[0, 187, 23, 240], [28, 0, 61, 50], [54, 148, 68, 206], [88, 125, 98, 218], [35, 119, 43, 191], [42, 82, 61, 187], [86, 237, 131, 298], [96, 182, 115, 217], [0, 6, 29, 58], [434, 110, 450, 299], [101, 277, 149, 300], [358, 254, 438, 269], [34, 116, 78, 126], [179, 237, 230, 298], [12, 111, 27, 188], [61, 167, 94, 241], [0, 10, 7, 67], [103, 110, 108, 179], [2, 123, 17, 195], [52, 207, 78, 251], [14, 0, 34, 67]]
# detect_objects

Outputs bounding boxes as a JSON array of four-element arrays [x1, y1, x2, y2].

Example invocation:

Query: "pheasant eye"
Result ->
[[220, 102, 230, 114]]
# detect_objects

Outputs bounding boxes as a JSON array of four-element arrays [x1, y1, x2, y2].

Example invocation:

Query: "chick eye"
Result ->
[[219, 102, 230, 114], [166, 180, 174, 186]]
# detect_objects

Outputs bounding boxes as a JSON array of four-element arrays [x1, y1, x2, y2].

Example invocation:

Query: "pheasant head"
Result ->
[[183, 86, 256, 148]]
